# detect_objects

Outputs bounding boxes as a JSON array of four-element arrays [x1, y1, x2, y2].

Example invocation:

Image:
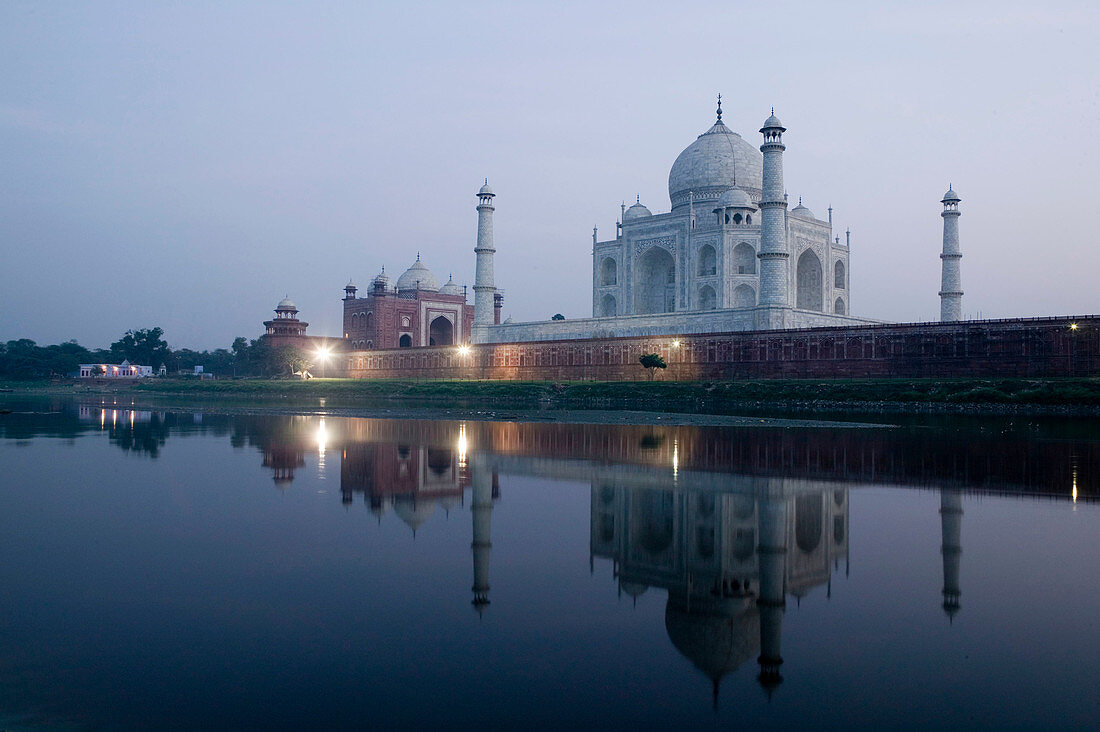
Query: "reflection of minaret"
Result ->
[[756, 488, 788, 695], [471, 466, 498, 615], [940, 489, 963, 620]]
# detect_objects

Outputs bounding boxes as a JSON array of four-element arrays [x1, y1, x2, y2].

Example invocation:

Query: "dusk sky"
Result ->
[[2, 1, 1098, 350]]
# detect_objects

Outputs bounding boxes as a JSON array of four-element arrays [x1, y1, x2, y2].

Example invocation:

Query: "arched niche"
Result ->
[[633, 246, 676, 315], [732, 283, 756, 308], [599, 257, 617, 286], [698, 285, 716, 310], [733, 242, 756, 275], [600, 293, 617, 317], [796, 249, 824, 311], [697, 244, 716, 276]]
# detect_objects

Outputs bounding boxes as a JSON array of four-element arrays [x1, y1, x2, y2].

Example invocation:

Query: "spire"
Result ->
[[716, 93, 723, 123]]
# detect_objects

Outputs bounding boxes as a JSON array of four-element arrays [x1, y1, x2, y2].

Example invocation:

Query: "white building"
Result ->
[[79, 361, 153, 378], [473, 100, 884, 344]]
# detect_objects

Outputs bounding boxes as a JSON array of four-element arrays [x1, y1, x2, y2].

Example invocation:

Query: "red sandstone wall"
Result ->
[[341, 315, 1100, 381]]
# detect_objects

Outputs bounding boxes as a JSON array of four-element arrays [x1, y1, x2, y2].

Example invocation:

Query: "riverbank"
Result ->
[[4, 376, 1100, 416]]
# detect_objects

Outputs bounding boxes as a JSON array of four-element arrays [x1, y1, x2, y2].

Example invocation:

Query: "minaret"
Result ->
[[470, 465, 496, 615], [939, 186, 963, 322], [472, 180, 496, 343], [757, 110, 789, 330], [756, 485, 788, 695], [940, 488, 963, 620]]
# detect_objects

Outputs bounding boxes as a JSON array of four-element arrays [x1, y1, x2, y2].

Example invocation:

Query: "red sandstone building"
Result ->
[[261, 297, 337, 355], [342, 257, 495, 349]]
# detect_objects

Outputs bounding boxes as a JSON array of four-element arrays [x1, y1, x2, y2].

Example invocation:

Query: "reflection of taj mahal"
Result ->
[[592, 482, 849, 698]]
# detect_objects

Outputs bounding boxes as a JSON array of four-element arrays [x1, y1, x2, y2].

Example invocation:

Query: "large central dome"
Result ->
[[668, 118, 763, 212]]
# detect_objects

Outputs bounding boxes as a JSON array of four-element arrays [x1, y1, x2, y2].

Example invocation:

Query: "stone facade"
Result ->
[[344, 315, 1099, 381]]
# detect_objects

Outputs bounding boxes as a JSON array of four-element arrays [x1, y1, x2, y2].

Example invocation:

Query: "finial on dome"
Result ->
[[636, 194, 640, 204], [716, 93, 723, 123], [484, 177, 488, 185], [771, 106, 774, 115], [416, 252, 420, 261], [799, 196, 802, 205]]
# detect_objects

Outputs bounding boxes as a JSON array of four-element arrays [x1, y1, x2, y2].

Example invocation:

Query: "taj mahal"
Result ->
[[265, 97, 974, 360], [330, 97, 964, 352]]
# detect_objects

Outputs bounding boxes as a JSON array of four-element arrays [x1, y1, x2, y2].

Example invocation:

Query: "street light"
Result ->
[[315, 345, 332, 378]]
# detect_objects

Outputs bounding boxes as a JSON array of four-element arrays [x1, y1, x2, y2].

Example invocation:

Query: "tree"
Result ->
[[272, 346, 310, 377], [551, 313, 565, 321], [110, 328, 170, 367], [638, 353, 667, 381]]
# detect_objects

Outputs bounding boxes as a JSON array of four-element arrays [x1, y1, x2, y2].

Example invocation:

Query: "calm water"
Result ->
[[1, 398, 1098, 730]]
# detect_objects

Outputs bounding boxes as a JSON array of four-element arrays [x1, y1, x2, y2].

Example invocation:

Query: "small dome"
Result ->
[[438, 275, 463, 297], [624, 201, 652, 221], [761, 111, 785, 131], [715, 187, 756, 210], [276, 297, 296, 311], [790, 201, 815, 219], [479, 180, 494, 196], [942, 186, 961, 203], [345, 280, 357, 290], [396, 258, 440, 292], [620, 580, 649, 598], [503, 316, 514, 324]]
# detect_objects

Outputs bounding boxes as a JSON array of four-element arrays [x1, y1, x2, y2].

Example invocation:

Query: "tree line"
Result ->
[[0, 328, 310, 380]]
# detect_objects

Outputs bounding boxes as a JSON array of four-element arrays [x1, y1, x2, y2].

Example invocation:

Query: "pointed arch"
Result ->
[[834, 297, 846, 315], [599, 257, 617, 286], [732, 283, 756, 308], [796, 249, 824, 311], [697, 244, 716, 276], [633, 246, 676, 314], [698, 285, 716, 310], [733, 242, 756, 275]]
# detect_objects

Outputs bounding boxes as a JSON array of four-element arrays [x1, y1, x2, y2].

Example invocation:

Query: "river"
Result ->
[[1, 396, 1097, 729]]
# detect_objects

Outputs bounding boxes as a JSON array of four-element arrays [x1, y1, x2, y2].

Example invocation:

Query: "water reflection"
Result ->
[[591, 481, 848, 701], [3, 398, 1100, 726]]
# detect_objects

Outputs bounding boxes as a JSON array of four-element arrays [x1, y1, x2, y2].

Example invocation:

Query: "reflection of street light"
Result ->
[[315, 345, 332, 378]]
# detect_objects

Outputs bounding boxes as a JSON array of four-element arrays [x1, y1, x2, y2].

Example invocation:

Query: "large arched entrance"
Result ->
[[633, 246, 676, 315], [796, 249, 823, 311], [428, 316, 454, 346]]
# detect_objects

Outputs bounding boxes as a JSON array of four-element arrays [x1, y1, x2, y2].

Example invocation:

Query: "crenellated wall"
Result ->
[[341, 315, 1100, 381]]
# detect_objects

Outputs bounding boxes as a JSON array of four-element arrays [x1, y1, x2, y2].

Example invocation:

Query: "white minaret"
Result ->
[[472, 180, 496, 343], [757, 110, 789, 330], [939, 186, 963, 322], [940, 489, 963, 620]]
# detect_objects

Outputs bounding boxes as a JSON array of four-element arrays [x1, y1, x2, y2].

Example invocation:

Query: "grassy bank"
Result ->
[[5, 376, 1100, 412]]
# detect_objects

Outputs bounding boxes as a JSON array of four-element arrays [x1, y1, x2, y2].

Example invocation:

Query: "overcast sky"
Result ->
[[2, 1, 1098, 350]]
